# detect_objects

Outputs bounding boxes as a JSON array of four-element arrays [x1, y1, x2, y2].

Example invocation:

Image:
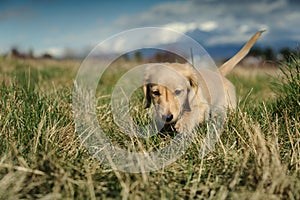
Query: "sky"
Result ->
[[0, 0, 299, 58]]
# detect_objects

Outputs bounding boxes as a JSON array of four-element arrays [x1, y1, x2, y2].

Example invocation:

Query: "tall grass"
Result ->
[[0, 55, 299, 199], [273, 53, 300, 121]]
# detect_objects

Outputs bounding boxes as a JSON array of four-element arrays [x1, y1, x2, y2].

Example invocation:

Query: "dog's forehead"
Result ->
[[145, 64, 188, 86]]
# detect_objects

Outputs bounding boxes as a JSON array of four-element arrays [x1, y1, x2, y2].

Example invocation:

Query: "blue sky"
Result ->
[[1, 0, 299, 58], [0, 0, 170, 56]]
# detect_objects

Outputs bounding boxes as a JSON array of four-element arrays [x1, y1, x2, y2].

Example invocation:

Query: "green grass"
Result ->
[[0, 55, 300, 199]]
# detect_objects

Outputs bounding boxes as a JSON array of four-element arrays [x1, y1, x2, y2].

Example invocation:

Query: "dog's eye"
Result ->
[[174, 89, 182, 95], [152, 90, 160, 96]]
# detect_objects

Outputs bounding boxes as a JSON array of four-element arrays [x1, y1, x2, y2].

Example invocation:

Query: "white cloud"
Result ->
[[23, 0, 298, 58], [46, 47, 64, 57], [111, 0, 299, 48], [199, 21, 218, 32], [163, 22, 198, 33], [36, 47, 64, 58], [248, 0, 287, 14], [163, 21, 218, 33], [95, 28, 186, 54]]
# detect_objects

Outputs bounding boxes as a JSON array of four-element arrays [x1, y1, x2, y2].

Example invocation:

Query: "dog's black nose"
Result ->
[[162, 114, 173, 122]]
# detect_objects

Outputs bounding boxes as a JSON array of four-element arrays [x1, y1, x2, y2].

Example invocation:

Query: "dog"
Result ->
[[143, 31, 264, 133]]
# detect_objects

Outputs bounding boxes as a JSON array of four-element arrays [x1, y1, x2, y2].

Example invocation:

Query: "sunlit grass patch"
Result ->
[[0, 55, 299, 199]]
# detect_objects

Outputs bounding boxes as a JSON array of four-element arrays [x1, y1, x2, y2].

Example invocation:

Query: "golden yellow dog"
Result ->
[[143, 31, 264, 132]]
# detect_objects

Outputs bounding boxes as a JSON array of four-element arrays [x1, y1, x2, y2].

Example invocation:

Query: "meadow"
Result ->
[[0, 54, 299, 199]]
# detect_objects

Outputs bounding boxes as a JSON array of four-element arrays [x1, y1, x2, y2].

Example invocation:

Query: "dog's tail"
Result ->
[[219, 30, 265, 76]]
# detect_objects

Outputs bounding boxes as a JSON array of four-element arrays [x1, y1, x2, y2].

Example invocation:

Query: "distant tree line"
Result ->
[[122, 49, 186, 63], [249, 46, 298, 61], [5, 46, 297, 61], [122, 46, 298, 63], [8, 47, 54, 59]]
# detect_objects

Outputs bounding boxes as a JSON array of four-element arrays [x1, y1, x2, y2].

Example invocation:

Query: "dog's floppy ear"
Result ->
[[183, 67, 199, 112], [187, 73, 198, 89], [185, 66, 199, 94], [143, 84, 152, 108], [143, 66, 152, 109], [180, 64, 199, 89]]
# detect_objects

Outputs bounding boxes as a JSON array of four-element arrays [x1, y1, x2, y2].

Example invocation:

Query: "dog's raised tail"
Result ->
[[219, 30, 265, 76]]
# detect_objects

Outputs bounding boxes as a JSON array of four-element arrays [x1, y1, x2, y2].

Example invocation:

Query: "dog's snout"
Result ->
[[162, 114, 173, 122]]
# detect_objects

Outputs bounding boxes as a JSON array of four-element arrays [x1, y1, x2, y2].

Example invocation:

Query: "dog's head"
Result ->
[[143, 63, 198, 124], [142, 31, 265, 126]]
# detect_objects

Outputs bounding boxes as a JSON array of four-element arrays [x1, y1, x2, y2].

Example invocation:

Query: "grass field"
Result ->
[[0, 54, 299, 199]]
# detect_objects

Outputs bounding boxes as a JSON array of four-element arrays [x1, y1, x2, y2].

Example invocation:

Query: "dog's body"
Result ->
[[143, 31, 264, 133]]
